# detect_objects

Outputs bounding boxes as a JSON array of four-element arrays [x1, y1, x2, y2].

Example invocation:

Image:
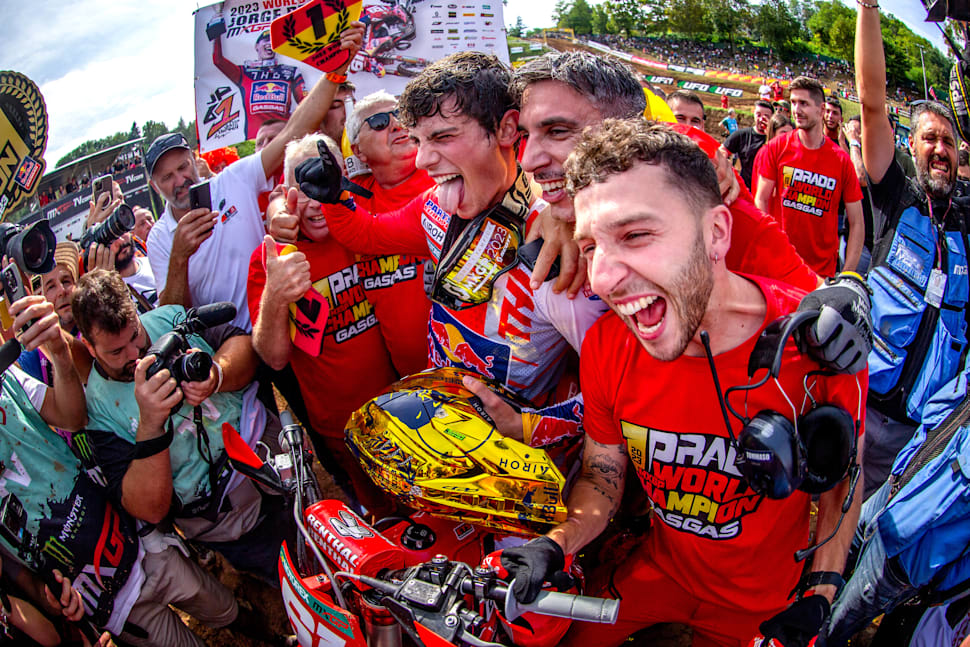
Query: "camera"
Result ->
[[144, 302, 237, 387], [0, 221, 56, 275], [80, 203, 135, 250]]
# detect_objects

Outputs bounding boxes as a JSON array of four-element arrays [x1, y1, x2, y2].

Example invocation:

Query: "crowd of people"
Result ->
[[3, 9, 970, 647]]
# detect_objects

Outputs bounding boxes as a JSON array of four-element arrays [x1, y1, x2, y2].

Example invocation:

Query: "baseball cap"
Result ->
[[145, 133, 190, 177], [52, 241, 80, 282]]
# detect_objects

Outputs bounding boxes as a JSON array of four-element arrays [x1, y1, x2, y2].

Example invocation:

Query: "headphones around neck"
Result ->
[[702, 310, 861, 500]]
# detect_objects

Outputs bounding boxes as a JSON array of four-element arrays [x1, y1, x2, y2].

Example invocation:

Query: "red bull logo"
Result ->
[[250, 81, 288, 112], [429, 318, 496, 379]]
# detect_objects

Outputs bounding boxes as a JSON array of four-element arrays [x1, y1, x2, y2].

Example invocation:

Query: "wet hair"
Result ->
[[565, 118, 720, 216], [667, 90, 706, 117], [72, 269, 138, 341], [789, 77, 825, 105], [398, 51, 513, 135], [511, 51, 646, 119]]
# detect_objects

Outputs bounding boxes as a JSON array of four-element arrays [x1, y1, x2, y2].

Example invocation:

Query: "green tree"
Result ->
[[666, 0, 710, 38], [561, 0, 594, 35], [807, 1, 855, 60], [754, 0, 800, 55], [641, 0, 668, 34], [509, 15, 525, 37], [704, 0, 749, 45], [591, 5, 610, 34], [129, 121, 141, 140], [604, 0, 643, 36]]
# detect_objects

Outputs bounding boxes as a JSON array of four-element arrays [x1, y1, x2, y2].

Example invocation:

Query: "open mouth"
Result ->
[[434, 173, 464, 215], [615, 295, 667, 338], [536, 177, 567, 203]]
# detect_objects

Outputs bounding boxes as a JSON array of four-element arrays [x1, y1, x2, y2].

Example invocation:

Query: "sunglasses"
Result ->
[[364, 109, 400, 132]]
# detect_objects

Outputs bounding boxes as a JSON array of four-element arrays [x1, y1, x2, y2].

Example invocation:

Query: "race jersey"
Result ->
[[353, 170, 435, 376], [321, 169, 601, 447], [247, 236, 398, 438], [0, 370, 144, 633], [582, 274, 866, 614], [84, 306, 266, 525], [213, 39, 306, 140], [757, 129, 863, 277]]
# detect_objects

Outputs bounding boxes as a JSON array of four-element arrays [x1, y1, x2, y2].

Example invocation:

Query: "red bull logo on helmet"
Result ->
[[428, 305, 511, 385]]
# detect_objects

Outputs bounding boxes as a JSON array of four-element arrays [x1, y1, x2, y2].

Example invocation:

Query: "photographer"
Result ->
[[71, 270, 291, 585], [0, 294, 239, 647]]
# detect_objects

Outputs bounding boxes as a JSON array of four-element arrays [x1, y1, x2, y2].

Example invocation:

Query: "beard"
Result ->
[[624, 231, 714, 362], [115, 240, 136, 272], [915, 152, 956, 200]]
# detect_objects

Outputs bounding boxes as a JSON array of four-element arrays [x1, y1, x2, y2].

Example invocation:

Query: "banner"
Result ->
[[195, 0, 320, 152], [347, 0, 509, 97], [646, 75, 675, 85], [195, 0, 509, 150], [677, 80, 743, 98]]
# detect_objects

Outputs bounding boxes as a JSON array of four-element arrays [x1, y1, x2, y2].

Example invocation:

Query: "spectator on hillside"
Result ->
[[719, 108, 739, 136]]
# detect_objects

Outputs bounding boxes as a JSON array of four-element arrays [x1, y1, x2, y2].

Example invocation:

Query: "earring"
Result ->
[[712, 252, 719, 263]]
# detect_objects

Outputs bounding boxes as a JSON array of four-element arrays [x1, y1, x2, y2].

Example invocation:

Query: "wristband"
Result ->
[[849, 140, 861, 148], [133, 423, 174, 459], [213, 361, 224, 393], [790, 570, 845, 599], [325, 72, 348, 84], [856, 0, 878, 7]]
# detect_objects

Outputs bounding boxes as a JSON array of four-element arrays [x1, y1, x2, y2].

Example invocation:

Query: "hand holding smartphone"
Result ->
[[189, 180, 212, 211]]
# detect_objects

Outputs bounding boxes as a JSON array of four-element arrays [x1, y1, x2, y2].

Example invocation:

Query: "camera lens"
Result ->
[[92, 204, 136, 247], [3, 221, 56, 275], [174, 352, 213, 384]]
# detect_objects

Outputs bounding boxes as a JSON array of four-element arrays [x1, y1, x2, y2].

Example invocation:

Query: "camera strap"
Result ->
[[133, 419, 175, 459], [193, 406, 228, 523]]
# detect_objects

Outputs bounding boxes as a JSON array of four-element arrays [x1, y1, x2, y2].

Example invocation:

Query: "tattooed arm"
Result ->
[[547, 436, 628, 556]]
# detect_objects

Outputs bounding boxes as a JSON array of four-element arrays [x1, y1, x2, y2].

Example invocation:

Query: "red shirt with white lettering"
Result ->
[[247, 237, 397, 438], [581, 274, 866, 616], [756, 130, 863, 277], [353, 170, 435, 376]]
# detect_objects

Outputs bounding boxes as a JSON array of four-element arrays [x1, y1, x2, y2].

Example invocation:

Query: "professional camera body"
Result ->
[[0, 220, 56, 275], [144, 302, 236, 385]]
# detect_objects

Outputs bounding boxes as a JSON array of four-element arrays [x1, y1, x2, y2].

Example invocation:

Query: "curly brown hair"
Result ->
[[564, 118, 720, 217], [398, 51, 514, 135], [72, 268, 138, 341]]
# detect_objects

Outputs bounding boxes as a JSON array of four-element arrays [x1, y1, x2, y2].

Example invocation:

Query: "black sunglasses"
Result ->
[[364, 109, 399, 132]]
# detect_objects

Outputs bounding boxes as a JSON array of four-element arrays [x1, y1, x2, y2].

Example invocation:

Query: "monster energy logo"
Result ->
[[42, 537, 74, 568]]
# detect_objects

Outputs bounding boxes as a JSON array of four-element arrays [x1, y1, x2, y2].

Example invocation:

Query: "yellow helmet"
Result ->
[[345, 367, 568, 535]]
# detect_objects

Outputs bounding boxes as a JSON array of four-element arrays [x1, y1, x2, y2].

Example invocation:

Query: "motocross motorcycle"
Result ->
[[352, 0, 431, 78], [223, 367, 618, 647]]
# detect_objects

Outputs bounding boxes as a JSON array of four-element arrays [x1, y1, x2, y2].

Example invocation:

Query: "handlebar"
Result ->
[[346, 555, 617, 644]]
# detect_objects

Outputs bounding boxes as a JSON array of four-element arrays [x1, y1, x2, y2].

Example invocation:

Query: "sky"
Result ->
[[0, 0, 951, 168]]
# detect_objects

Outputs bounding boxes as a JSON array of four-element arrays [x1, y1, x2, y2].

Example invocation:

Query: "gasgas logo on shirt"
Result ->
[[621, 422, 762, 540], [780, 166, 837, 218], [312, 265, 379, 343]]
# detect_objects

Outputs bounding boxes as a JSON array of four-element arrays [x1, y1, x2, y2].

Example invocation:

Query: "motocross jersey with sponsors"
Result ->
[[247, 236, 397, 439], [321, 170, 604, 447], [0, 370, 144, 633], [582, 274, 866, 614], [213, 39, 306, 140], [353, 170, 435, 376]]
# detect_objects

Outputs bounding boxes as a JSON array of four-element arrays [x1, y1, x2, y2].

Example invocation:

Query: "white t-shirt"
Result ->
[[147, 153, 272, 331], [123, 256, 157, 306]]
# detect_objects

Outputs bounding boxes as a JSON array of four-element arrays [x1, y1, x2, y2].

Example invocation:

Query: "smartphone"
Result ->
[[189, 179, 212, 211], [93, 174, 112, 204], [1, 262, 28, 305]]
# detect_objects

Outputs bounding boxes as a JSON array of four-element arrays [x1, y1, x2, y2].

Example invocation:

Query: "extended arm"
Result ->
[[843, 200, 865, 273], [754, 175, 776, 216], [856, 3, 895, 183]]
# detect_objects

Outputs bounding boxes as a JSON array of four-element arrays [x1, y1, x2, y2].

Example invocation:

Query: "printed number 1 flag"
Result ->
[[271, 0, 364, 72]]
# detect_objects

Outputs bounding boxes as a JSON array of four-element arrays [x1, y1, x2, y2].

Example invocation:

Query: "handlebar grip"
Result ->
[[503, 581, 619, 624]]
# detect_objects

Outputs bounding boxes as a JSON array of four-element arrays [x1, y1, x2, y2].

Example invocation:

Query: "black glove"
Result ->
[[295, 141, 344, 204], [759, 596, 830, 647], [500, 536, 565, 604], [295, 141, 374, 204], [794, 272, 872, 375]]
